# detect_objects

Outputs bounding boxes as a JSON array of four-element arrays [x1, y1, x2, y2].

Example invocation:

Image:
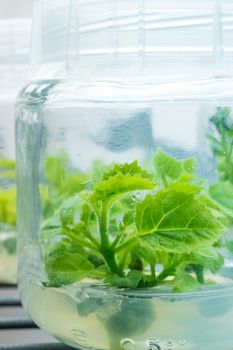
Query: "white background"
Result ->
[[0, 0, 33, 18]]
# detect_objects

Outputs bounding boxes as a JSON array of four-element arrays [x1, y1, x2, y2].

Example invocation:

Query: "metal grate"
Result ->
[[0, 283, 73, 350]]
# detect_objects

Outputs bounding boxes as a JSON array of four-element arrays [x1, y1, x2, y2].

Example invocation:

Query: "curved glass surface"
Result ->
[[17, 1, 233, 349], [16, 77, 233, 350], [0, 17, 31, 283]]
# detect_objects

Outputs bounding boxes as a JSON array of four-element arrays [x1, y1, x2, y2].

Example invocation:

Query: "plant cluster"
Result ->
[[208, 107, 233, 223], [41, 148, 226, 292]]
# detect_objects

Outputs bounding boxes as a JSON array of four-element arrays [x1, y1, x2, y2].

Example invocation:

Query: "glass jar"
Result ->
[[0, 18, 31, 283], [16, 1, 233, 349]]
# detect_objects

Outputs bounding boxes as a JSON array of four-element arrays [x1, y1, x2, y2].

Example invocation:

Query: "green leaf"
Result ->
[[44, 152, 87, 196], [136, 188, 224, 254], [210, 107, 233, 134], [133, 239, 158, 265], [154, 149, 196, 187], [0, 187, 17, 226], [105, 270, 142, 288], [189, 247, 224, 273], [46, 235, 87, 255], [226, 240, 233, 254], [0, 158, 15, 169], [80, 203, 95, 226], [43, 152, 88, 221], [171, 181, 202, 194], [46, 252, 95, 285], [173, 262, 200, 293], [61, 173, 87, 196], [40, 226, 63, 245], [154, 149, 183, 182], [183, 158, 196, 174], [92, 174, 155, 204], [209, 182, 233, 218], [122, 211, 135, 227], [134, 239, 179, 269], [44, 152, 67, 190], [103, 161, 152, 180], [208, 107, 233, 184], [89, 160, 111, 184], [60, 196, 80, 229], [173, 246, 224, 293]]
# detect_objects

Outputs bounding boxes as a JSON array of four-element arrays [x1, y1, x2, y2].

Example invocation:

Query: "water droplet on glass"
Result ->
[[120, 338, 135, 350], [166, 340, 173, 346], [145, 338, 161, 350], [179, 340, 186, 345], [147, 337, 159, 344]]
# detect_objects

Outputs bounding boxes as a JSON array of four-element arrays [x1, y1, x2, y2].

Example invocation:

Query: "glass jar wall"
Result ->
[[17, 1, 233, 349], [0, 18, 31, 283]]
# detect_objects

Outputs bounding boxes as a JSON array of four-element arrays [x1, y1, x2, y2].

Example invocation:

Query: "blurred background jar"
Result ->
[[0, 17, 31, 283]]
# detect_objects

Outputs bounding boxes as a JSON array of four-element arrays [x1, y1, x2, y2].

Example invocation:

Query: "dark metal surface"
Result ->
[[0, 283, 74, 349], [0, 344, 73, 350], [0, 317, 36, 329], [0, 297, 21, 307]]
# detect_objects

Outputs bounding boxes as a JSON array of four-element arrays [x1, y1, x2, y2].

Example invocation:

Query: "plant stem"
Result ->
[[99, 201, 109, 248], [73, 223, 100, 248], [98, 200, 123, 275], [150, 264, 156, 280], [194, 265, 204, 284], [119, 250, 130, 271], [84, 230, 100, 248], [64, 227, 98, 252], [111, 234, 122, 249], [100, 246, 123, 276]]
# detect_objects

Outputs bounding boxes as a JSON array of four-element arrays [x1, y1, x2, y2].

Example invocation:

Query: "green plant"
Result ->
[[0, 158, 16, 227], [208, 107, 233, 221], [207, 107, 233, 213], [0, 158, 17, 257], [207, 106, 233, 266], [41, 149, 225, 293], [208, 107, 233, 183], [41, 152, 88, 219]]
